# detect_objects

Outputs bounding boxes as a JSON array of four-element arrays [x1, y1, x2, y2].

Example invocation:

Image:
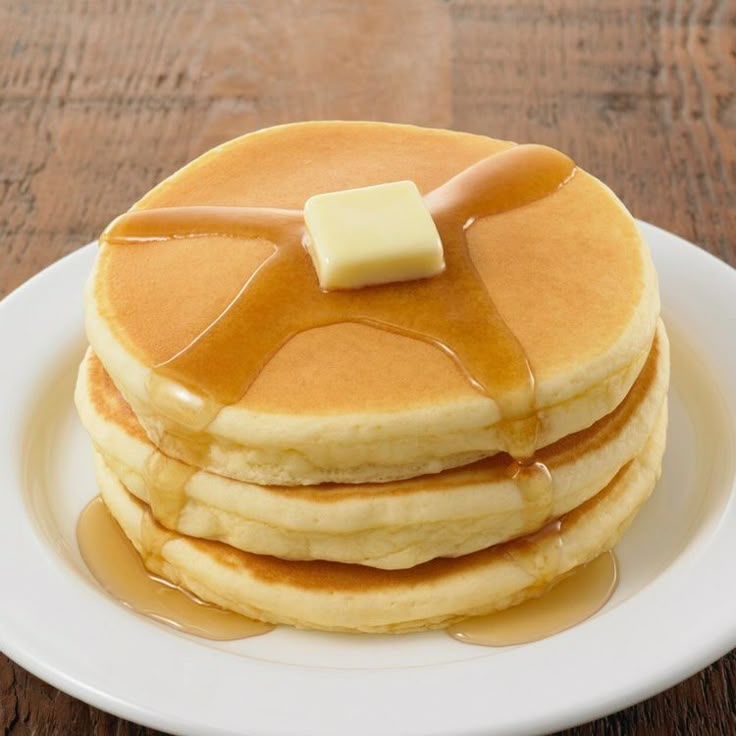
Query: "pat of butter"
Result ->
[[304, 180, 445, 290]]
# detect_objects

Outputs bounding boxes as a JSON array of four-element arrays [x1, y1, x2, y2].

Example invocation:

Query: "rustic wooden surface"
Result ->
[[1, 1, 734, 734]]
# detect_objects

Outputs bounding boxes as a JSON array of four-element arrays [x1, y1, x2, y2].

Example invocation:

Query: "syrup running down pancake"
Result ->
[[76, 121, 668, 636], [85, 122, 659, 485], [76, 322, 668, 569], [91, 406, 666, 633]]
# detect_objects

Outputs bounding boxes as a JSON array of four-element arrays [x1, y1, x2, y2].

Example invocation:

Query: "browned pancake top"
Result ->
[[95, 122, 646, 414]]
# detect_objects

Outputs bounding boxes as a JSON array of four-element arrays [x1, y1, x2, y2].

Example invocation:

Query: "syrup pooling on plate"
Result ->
[[101, 144, 576, 462], [77, 497, 274, 640], [447, 550, 618, 646]]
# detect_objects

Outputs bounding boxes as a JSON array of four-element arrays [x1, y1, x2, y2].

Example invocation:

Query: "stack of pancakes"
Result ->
[[75, 121, 668, 633]]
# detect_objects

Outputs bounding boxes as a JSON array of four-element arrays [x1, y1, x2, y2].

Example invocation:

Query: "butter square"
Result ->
[[304, 180, 444, 290]]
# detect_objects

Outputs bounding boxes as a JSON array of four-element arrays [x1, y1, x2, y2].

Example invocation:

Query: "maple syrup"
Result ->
[[86, 143, 611, 645], [77, 497, 274, 641], [448, 550, 617, 646], [102, 144, 575, 461]]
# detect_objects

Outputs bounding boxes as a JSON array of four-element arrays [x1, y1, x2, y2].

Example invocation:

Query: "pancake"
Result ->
[[93, 404, 667, 633], [85, 121, 660, 485], [75, 321, 669, 568]]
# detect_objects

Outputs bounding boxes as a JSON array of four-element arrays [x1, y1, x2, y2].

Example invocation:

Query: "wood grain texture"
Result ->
[[1, 0, 734, 734]]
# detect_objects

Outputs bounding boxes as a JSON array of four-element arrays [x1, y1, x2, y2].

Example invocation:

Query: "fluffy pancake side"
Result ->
[[94, 404, 667, 633], [76, 322, 669, 568]]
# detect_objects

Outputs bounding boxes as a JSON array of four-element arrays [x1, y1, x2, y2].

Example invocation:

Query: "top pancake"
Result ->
[[86, 121, 660, 484]]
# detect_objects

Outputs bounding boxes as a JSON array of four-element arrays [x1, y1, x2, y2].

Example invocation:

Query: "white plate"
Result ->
[[0, 222, 735, 736]]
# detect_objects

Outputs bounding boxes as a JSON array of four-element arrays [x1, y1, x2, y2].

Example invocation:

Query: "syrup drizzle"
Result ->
[[90, 142, 598, 644], [508, 458, 555, 532], [77, 497, 274, 641], [142, 451, 196, 529], [102, 143, 576, 461]]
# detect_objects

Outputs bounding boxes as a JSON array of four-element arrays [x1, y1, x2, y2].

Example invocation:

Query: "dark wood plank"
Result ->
[[1, 1, 734, 734]]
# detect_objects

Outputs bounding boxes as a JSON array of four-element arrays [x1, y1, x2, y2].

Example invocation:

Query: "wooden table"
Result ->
[[1, 2, 734, 734]]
